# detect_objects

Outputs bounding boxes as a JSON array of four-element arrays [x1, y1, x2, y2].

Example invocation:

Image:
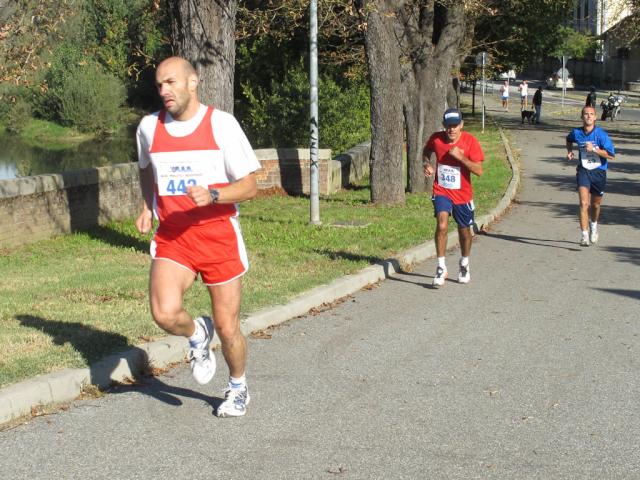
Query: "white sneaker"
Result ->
[[188, 316, 216, 385], [217, 387, 250, 417], [432, 266, 448, 287], [580, 235, 590, 247], [590, 229, 598, 244], [458, 263, 470, 284]]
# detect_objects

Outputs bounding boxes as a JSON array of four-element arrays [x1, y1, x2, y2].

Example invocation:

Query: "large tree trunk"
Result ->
[[169, 0, 237, 113], [398, 2, 466, 193], [360, 0, 406, 205]]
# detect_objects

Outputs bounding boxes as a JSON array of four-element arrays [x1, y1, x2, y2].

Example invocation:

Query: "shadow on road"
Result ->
[[478, 231, 581, 251], [602, 245, 640, 267], [15, 315, 221, 411], [108, 375, 224, 414], [591, 287, 640, 301]]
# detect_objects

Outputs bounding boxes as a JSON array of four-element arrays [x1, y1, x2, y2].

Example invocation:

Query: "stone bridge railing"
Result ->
[[0, 143, 370, 247]]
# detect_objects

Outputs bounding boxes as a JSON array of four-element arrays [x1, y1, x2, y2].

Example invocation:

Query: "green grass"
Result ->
[[0, 117, 512, 388]]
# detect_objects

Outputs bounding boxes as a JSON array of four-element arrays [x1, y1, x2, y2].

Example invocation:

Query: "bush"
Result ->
[[56, 67, 126, 134], [0, 84, 33, 133], [6, 97, 33, 134], [238, 64, 370, 154], [31, 42, 87, 122]]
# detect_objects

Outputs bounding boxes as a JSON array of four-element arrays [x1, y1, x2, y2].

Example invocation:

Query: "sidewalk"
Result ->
[[1, 94, 638, 478]]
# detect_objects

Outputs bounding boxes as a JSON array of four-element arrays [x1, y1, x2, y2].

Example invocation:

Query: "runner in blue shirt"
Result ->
[[566, 105, 615, 246]]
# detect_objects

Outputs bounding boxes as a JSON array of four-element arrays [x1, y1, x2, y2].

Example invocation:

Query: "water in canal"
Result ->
[[0, 131, 136, 181]]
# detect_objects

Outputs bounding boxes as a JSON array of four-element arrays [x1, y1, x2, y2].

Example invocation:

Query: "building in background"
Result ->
[[571, 0, 639, 89]]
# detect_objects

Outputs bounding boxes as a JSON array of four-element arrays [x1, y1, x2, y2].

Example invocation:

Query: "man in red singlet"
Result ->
[[135, 57, 260, 417], [423, 108, 484, 287]]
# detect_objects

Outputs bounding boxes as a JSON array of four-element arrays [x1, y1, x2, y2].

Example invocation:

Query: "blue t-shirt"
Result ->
[[566, 126, 614, 171]]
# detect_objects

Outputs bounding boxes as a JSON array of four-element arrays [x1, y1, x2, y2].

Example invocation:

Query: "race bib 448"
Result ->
[[438, 164, 461, 189]]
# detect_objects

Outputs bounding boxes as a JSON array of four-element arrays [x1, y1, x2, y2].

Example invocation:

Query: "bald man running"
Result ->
[[135, 56, 260, 417]]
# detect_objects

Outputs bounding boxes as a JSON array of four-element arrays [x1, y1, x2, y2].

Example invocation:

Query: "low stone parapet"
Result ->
[[0, 145, 371, 247]]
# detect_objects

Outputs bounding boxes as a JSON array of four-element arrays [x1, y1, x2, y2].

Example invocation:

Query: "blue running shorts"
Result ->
[[576, 167, 606, 197], [432, 195, 475, 228]]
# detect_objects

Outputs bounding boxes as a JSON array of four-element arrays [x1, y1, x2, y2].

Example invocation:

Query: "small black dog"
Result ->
[[521, 108, 535, 124]]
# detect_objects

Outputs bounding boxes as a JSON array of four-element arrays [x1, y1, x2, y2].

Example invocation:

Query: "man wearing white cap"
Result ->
[[423, 108, 485, 287]]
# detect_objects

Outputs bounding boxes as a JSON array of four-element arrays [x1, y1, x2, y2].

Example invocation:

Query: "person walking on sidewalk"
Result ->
[[566, 105, 615, 247], [423, 108, 484, 287], [532, 86, 542, 124], [518, 80, 529, 108], [500, 80, 510, 111], [135, 56, 261, 417]]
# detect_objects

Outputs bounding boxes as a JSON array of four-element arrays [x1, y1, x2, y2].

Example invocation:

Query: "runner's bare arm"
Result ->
[[423, 149, 435, 177], [591, 145, 614, 161], [135, 165, 155, 234], [449, 146, 483, 177], [187, 172, 258, 207], [566, 140, 574, 161]]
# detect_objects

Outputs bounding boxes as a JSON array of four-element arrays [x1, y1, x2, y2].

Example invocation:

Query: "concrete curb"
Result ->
[[0, 127, 520, 426]]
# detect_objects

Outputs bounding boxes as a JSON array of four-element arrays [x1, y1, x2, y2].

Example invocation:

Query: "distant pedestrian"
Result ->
[[565, 105, 615, 246], [532, 86, 543, 124], [423, 108, 484, 286], [500, 80, 509, 111], [585, 86, 597, 108], [518, 80, 529, 108]]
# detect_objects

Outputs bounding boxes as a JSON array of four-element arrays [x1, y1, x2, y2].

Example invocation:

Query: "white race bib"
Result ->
[[438, 164, 461, 190], [579, 145, 601, 170], [154, 151, 222, 196]]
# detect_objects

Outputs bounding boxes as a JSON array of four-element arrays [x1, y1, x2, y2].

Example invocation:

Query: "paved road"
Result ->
[[1, 102, 638, 479]]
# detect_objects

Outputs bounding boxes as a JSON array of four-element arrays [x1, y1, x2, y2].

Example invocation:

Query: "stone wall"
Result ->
[[0, 144, 370, 247]]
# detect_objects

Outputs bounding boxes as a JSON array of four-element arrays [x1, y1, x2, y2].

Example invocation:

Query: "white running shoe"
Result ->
[[580, 235, 590, 247], [217, 387, 250, 417], [432, 266, 448, 287], [458, 263, 470, 284], [188, 316, 216, 385], [590, 229, 598, 244]]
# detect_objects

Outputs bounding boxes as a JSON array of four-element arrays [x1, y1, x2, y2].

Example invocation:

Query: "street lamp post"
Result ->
[[309, 0, 320, 225]]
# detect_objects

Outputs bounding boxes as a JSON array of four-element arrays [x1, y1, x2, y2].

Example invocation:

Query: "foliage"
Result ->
[[550, 26, 597, 60], [0, 0, 168, 113], [30, 41, 87, 122], [0, 0, 77, 86], [470, 0, 576, 72], [237, 0, 365, 77], [56, 67, 126, 134], [6, 97, 33, 134], [83, 0, 169, 86], [239, 63, 370, 153]]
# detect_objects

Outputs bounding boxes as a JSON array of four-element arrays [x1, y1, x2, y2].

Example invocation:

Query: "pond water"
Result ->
[[0, 132, 137, 181]]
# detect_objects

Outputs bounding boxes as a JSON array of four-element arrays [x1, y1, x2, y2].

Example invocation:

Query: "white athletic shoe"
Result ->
[[589, 229, 599, 244], [458, 263, 470, 284], [432, 266, 448, 287], [217, 387, 250, 417], [188, 316, 216, 385], [580, 235, 590, 247]]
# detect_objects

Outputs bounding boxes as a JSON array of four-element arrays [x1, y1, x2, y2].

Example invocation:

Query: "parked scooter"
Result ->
[[600, 93, 625, 121]]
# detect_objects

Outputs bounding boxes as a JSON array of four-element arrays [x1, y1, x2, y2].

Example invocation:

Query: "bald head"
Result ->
[[155, 56, 200, 120], [157, 56, 197, 78]]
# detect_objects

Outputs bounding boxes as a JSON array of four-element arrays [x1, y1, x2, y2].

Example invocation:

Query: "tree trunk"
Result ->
[[360, 1, 406, 205], [169, 0, 237, 113], [398, 3, 466, 194]]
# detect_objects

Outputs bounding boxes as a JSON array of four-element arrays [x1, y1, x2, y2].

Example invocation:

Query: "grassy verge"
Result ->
[[0, 117, 511, 388]]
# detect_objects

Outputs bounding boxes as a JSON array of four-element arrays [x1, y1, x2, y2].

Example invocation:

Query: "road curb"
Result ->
[[0, 127, 520, 426]]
